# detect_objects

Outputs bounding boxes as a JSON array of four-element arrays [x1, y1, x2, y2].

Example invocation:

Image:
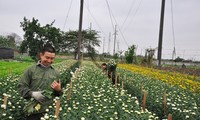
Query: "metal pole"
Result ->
[[157, 0, 166, 67], [77, 0, 84, 60], [113, 25, 117, 55]]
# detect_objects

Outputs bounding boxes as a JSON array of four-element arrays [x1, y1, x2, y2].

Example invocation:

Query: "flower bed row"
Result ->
[[117, 66, 200, 120], [0, 60, 79, 120], [118, 64, 200, 93], [43, 61, 159, 120]]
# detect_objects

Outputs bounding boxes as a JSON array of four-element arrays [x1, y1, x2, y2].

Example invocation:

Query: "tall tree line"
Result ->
[[20, 17, 100, 61]]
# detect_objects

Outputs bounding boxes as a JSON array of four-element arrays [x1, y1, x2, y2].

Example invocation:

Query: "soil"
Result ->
[[156, 66, 200, 76]]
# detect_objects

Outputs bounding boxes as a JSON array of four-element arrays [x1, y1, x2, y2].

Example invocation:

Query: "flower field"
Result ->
[[1, 60, 199, 120], [118, 64, 200, 120], [118, 64, 200, 93], [43, 61, 159, 120], [0, 60, 78, 119]]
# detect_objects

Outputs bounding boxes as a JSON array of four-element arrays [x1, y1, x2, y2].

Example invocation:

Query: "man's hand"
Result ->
[[31, 91, 45, 104], [51, 80, 61, 92]]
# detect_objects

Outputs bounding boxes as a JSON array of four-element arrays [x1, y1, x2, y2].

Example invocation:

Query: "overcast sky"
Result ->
[[1, 0, 200, 60]]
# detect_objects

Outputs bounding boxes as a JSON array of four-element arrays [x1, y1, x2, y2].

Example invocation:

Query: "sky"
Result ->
[[1, 0, 200, 61]]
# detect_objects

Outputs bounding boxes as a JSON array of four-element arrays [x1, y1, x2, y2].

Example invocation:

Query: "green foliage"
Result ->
[[63, 29, 100, 59], [142, 48, 155, 67], [174, 56, 184, 62], [0, 35, 16, 48], [60, 61, 80, 87], [113, 53, 119, 60], [20, 17, 64, 61], [125, 45, 136, 63], [20, 17, 101, 61]]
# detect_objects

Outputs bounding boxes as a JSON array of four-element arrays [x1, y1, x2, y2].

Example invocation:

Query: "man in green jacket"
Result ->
[[18, 44, 62, 120]]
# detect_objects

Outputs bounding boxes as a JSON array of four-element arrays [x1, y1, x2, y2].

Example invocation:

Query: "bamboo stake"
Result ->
[[122, 75, 126, 90], [55, 99, 60, 120], [168, 114, 172, 120], [122, 80, 124, 90], [163, 90, 167, 114], [3, 95, 8, 110], [140, 84, 143, 93], [67, 80, 73, 100], [142, 91, 147, 111]]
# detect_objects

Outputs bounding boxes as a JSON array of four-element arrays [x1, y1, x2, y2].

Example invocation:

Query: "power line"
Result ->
[[105, 0, 129, 47], [84, 1, 107, 37], [123, 0, 143, 32], [120, 0, 136, 30], [105, 0, 115, 31], [62, 0, 73, 31]]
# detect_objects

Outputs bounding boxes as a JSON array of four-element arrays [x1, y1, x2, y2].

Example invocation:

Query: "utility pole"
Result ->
[[77, 0, 84, 60], [113, 25, 117, 55], [172, 47, 176, 60], [108, 32, 111, 54], [117, 39, 119, 53], [89, 22, 92, 47], [157, 0, 166, 67], [103, 37, 105, 53]]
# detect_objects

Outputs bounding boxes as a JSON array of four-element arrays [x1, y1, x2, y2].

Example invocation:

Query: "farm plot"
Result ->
[[117, 64, 200, 120], [0, 60, 79, 120], [44, 61, 159, 120], [118, 64, 200, 93]]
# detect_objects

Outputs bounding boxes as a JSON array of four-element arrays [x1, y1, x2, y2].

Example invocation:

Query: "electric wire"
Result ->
[[84, 1, 107, 37], [62, 0, 73, 31], [120, 0, 136, 31], [105, 0, 129, 47], [105, 0, 115, 31], [123, 0, 143, 32]]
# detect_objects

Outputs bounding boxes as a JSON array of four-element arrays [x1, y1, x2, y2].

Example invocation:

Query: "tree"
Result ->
[[63, 29, 100, 59], [0, 35, 16, 48], [142, 48, 155, 67], [125, 45, 136, 63], [174, 56, 184, 62], [20, 17, 63, 61]]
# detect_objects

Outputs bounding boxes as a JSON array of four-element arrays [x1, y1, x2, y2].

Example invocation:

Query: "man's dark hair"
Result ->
[[41, 44, 56, 54], [102, 63, 107, 66]]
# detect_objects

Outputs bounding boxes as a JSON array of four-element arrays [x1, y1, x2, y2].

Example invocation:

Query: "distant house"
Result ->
[[0, 47, 14, 59]]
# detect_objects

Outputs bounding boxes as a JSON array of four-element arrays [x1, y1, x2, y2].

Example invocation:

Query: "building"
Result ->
[[0, 47, 14, 59]]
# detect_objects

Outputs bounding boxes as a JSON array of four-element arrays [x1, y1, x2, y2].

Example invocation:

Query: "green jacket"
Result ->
[[18, 61, 61, 115]]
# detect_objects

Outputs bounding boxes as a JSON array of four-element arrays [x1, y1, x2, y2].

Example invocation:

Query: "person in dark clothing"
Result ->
[[18, 44, 62, 120], [107, 59, 117, 85], [182, 63, 186, 69], [101, 63, 107, 75]]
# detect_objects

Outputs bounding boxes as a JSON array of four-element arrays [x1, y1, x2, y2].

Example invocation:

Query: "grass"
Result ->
[[0, 56, 70, 77], [0, 60, 33, 77]]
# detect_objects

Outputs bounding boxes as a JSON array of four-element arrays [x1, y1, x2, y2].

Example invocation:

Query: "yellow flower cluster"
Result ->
[[118, 64, 200, 93]]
